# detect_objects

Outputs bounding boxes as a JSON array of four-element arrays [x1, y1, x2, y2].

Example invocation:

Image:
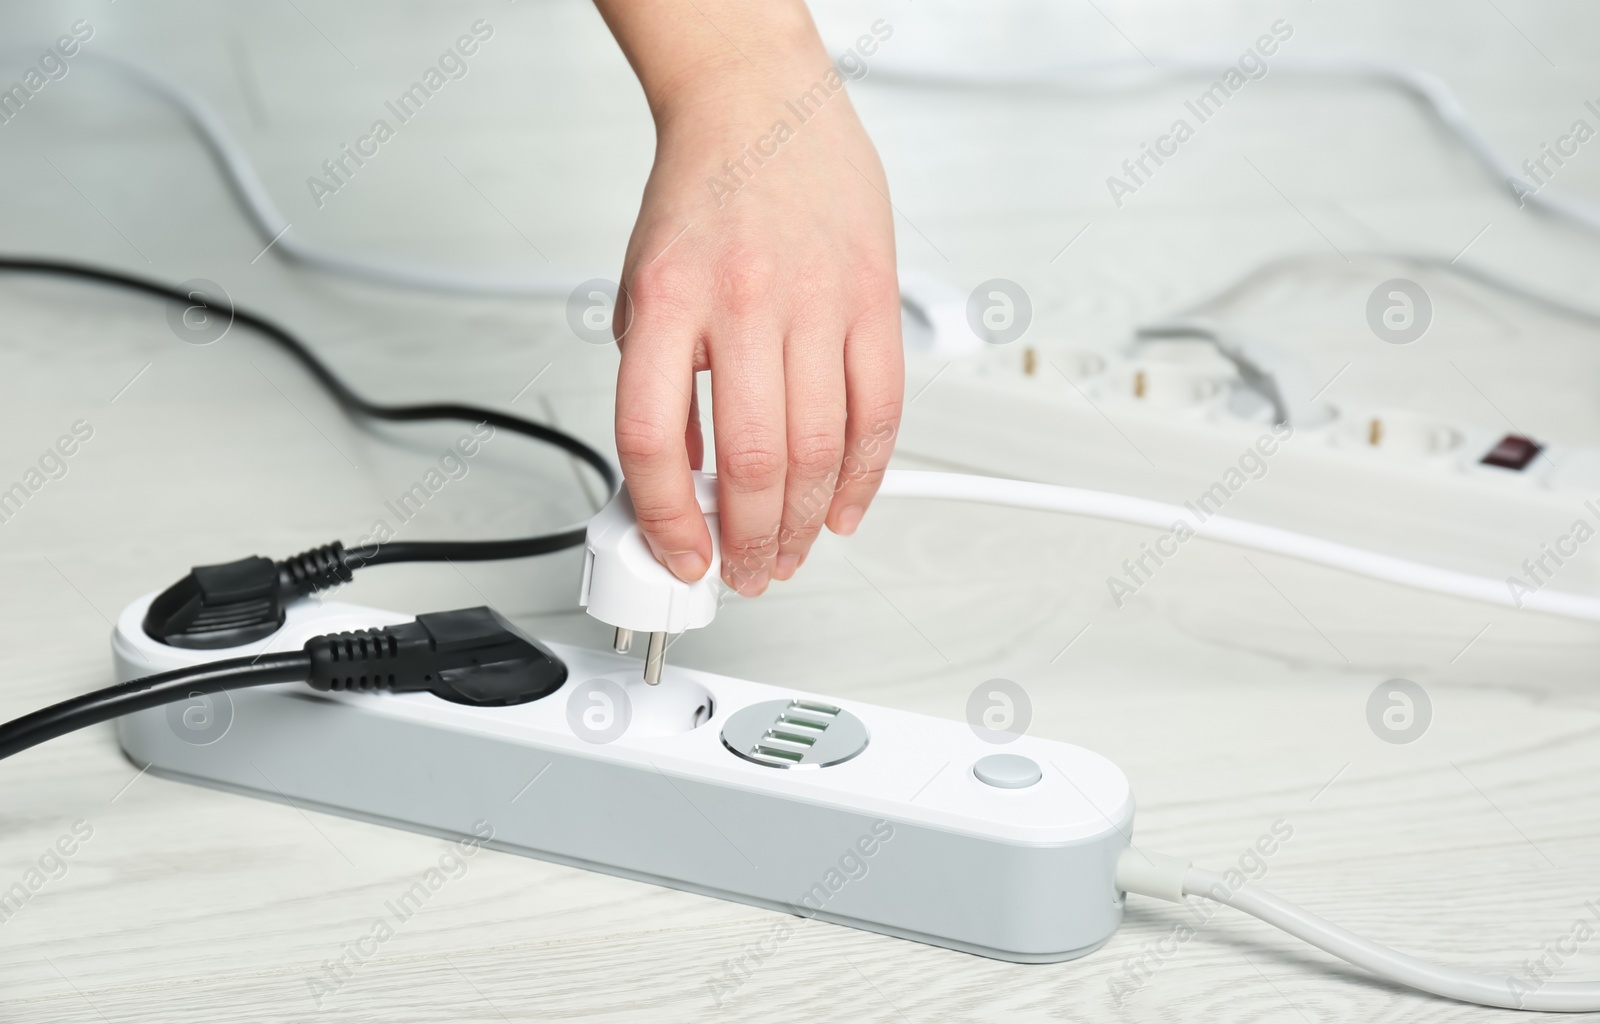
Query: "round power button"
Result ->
[[973, 754, 1041, 789]]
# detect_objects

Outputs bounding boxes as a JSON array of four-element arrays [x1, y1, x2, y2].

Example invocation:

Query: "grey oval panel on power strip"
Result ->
[[720, 698, 869, 769]]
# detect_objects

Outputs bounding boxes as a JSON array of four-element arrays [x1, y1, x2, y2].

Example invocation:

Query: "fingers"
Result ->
[[829, 274, 904, 536], [774, 322, 846, 581], [614, 316, 712, 583], [709, 308, 788, 597]]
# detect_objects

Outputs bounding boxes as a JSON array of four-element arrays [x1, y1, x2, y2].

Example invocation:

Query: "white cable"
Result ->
[[16, 47, 1600, 308], [872, 54, 1600, 237], [874, 470, 1600, 623], [33, 51, 589, 298], [1114, 847, 1600, 1012], [1151, 249, 1600, 327], [1134, 249, 1600, 424], [1136, 249, 1600, 429]]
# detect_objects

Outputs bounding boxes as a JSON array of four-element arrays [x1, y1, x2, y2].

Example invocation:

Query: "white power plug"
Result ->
[[579, 471, 723, 682]]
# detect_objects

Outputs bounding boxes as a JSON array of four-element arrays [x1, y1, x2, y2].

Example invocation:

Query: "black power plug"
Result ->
[[143, 543, 355, 649], [306, 606, 568, 707]]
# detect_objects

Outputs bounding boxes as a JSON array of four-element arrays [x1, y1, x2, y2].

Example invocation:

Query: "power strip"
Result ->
[[110, 592, 1132, 963], [901, 344, 1600, 595]]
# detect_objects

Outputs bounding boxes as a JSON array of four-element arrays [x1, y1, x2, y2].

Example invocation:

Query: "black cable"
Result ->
[[0, 653, 309, 761], [0, 606, 566, 761], [0, 256, 618, 567]]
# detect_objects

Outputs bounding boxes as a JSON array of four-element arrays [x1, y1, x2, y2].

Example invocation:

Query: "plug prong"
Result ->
[[643, 630, 666, 685], [613, 626, 633, 654]]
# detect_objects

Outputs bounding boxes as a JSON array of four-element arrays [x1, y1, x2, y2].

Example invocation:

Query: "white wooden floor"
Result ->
[[4, 1, 1600, 1021]]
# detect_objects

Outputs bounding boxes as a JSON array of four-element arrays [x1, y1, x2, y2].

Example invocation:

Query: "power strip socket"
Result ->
[[110, 593, 1131, 963]]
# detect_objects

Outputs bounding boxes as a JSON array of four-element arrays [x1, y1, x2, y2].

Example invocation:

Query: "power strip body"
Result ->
[[111, 594, 1132, 963], [901, 349, 1600, 596]]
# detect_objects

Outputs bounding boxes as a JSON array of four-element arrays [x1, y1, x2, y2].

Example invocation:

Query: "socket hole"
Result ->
[[753, 744, 805, 763]]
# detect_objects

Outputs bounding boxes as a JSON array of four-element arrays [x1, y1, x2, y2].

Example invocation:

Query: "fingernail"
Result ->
[[834, 505, 865, 535], [736, 569, 770, 597], [663, 550, 709, 583], [775, 553, 800, 581]]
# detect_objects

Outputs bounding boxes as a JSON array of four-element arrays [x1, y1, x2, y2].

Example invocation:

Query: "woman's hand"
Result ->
[[594, 0, 903, 596]]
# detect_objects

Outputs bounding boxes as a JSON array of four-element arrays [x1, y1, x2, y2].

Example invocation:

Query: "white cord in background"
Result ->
[[875, 55, 1600, 364], [26, 51, 588, 298], [1157, 249, 1600, 329], [1117, 847, 1600, 1012], [16, 48, 1600, 315], [874, 471, 1600, 623], [871, 53, 1600, 238], [1135, 249, 1600, 427], [64, 45, 1600, 428]]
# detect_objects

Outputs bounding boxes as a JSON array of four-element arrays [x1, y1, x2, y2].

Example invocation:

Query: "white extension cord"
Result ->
[[875, 470, 1600, 622], [1117, 847, 1600, 1012]]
